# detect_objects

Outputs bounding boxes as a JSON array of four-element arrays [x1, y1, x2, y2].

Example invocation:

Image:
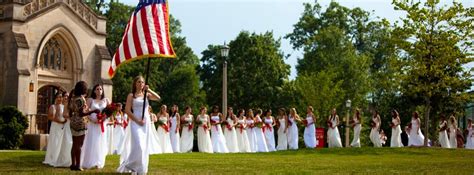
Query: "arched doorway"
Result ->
[[36, 85, 65, 134]]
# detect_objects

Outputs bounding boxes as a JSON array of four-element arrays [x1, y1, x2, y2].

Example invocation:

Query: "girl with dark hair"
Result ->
[[68, 81, 100, 171], [223, 107, 239, 153], [180, 106, 194, 153], [210, 105, 229, 153], [82, 84, 111, 169], [43, 91, 72, 167], [350, 108, 362, 147], [438, 115, 450, 148], [235, 109, 251, 152], [327, 108, 342, 148], [408, 111, 425, 146], [118, 75, 161, 173], [263, 109, 276, 151], [390, 109, 403, 147], [369, 109, 382, 147], [169, 104, 181, 153]]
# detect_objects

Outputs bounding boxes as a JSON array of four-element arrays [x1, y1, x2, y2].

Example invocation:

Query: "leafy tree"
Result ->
[[0, 106, 28, 149], [392, 0, 474, 145], [199, 31, 291, 111]]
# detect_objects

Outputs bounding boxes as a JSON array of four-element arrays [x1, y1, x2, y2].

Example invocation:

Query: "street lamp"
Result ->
[[345, 99, 351, 147], [220, 43, 230, 118]]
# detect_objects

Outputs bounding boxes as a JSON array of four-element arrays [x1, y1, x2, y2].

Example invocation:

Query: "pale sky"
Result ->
[[120, 0, 473, 80]]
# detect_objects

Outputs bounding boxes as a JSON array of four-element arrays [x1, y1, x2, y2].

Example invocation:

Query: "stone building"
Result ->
[[0, 0, 112, 149]]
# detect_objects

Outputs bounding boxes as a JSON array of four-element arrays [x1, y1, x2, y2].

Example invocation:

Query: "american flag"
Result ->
[[108, 0, 176, 78]]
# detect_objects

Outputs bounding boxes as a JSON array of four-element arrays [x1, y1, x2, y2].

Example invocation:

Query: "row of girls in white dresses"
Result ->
[[362, 110, 474, 149]]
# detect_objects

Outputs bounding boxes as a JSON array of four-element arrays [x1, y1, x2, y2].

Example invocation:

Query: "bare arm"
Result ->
[[146, 88, 161, 101]]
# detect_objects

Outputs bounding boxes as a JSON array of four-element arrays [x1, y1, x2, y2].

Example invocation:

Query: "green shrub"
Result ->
[[0, 106, 29, 149]]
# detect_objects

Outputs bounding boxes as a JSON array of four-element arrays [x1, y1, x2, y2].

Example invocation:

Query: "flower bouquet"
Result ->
[[196, 118, 208, 131], [255, 121, 264, 128], [157, 118, 169, 132], [236, 122, 245, 133], [389, 122, 395, 128], [439, 123, 447, 132], [184, 117, 193, 131], [222, 121, 232, 131], [370, 120, 376, 128], [327, 120, 332, 128], [302, 119, 308, 127]]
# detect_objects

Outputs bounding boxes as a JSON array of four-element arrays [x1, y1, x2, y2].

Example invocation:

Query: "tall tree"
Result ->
[[392, 0, 474, 145], [199, 31, 291, 110], [287, 2, 371, 121]]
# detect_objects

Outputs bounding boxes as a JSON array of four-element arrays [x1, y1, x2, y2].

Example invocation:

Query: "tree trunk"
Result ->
[[424, 100, 431, 146]]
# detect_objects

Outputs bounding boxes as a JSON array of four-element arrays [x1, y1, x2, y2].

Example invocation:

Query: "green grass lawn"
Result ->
[[0, 148, 473, 174]]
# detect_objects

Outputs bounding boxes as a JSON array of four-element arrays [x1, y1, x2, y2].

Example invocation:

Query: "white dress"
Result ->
[[438, 121, 450, 148], [448, 124, 457, 148], [157, 116, 173, 153], [350, 118, 361, 147], [169, 114, 180, 153], [148, 115, 163, 154], [117, 97, 151, 173], [328, 116, 342, 148], [303, 115, 316, 148], [369, 117, 382, 147], [465, 126, 474, 149], [235, 118, 251, 152], [43, 104, 72, 167], [287, 115, 299, 150], [263, 117, 276, 151], [390, 118, 403, 147], [408, 119, 425, 146], [210, 115, 229, 153], [197, 115, 213, 153], [253, 116, 269, 152], [245, 119, 257, 152], [276, 118, 288, 150], [110, 113, 126, 154], [180, 115, 194, 153], [81, 99, 108, 169], [105, 118, 114, 155], [223, 117, 239, 153]]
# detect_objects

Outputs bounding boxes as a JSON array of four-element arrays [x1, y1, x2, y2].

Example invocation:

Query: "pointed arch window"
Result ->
[[40, 36, 69, 71]]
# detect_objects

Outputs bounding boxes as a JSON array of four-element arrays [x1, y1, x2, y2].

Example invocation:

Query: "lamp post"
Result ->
[[345, 99, 351, 147], [220, 43, 230, 118]]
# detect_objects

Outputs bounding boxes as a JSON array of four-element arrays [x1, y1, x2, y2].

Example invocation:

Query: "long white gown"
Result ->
[[276, 118, 288, 150], [328, 116, 342, 148], [245, 119, 257, 152], [223, 117, 239, 153], [369, 117, 382, 147], [105, 121, 114, 155], [81, 99, 107, 169], [448, 124, 457, 148], [197, 115, 213, 153], [390, 118, 403, 147], [180, 115, 194, 153], [287, 115, 299, 150], [263, 117, 276, 151], [408, 119, 425, 146], [110, 113, 126, 155], [438, 121, 450, 148], [210, 115, 229, 153], [253, 116, 269, 152], [303, 115, 316, 148], [350, 118, 361, 147], [157, 116, 173, 153], [43, 104, 72, 167], [235, 118, 251, 152], [148, 116, 163, 154], [465, 126, 474, 149], [169, 114, 180, 153], [117, 97, 151, 173]]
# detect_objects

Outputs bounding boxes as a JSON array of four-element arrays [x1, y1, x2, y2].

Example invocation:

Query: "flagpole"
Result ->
[[142, 57, 152, 120]]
